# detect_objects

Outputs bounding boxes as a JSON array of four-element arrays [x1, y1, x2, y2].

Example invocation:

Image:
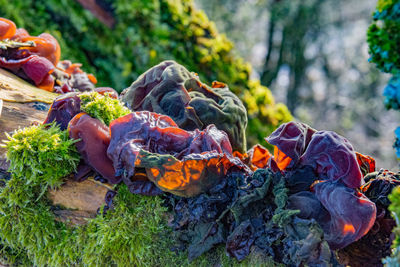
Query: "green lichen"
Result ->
[[79, 91, 130, 126]]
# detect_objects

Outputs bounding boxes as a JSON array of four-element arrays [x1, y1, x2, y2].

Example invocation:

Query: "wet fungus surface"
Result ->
[[43, 92, 82, 130], [0, 18, 59, 91], [120, 60, 248, 153], [68, 112, 120, 184], [266, 122, 377, 250], [0, 17, 99, 93], [107, 111, 250, 197]]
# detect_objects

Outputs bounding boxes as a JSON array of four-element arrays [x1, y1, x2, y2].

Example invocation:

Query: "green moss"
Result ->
[[191, 245, 282, 267], [77, 185, 181, 266], [79, 91, 130, 126], [1, 123, 79, 189], [377, 0, 396, 12], [0, 0, 291, 146]]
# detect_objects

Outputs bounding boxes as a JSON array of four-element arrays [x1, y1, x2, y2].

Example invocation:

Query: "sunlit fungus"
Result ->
[[107, 111, 250, 197], [120, 60, 248, 153], [68, 112, 120, 184]]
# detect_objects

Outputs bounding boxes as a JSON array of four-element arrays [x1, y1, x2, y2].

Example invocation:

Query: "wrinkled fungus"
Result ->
[[19, 33, 61, 65], [268, 121, 377, 250], [356, 152, 376, 176], [107, 111, 249, 197], [21, 55, 55, 91], [53, 60, 97, 92], [0, 18, 97, 93], [267, 121, 363, 188], [43, 92, 82, 130], [95, 87, 118, 99], [120, 60, 248, 152], [300, 131, 363, 188], [68, 113, 120, 184], [337, 170, 400, 266], [246, 144, 272, 169], [0, 17, 62, 91], [313, 181, 376, 249]]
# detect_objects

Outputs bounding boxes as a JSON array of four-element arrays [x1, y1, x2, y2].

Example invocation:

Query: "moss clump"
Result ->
[[2, 123, 79, 189], [0, 181, 180, 266], [79, 91, 130, 126], [76, 185, 182, 266]]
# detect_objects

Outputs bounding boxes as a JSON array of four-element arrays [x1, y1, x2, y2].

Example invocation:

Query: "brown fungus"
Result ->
[[68, 112, 121, 184], [43, 92, 81, 130]]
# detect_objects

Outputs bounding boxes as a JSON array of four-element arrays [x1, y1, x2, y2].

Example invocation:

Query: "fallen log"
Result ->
[[0, 69, 108, 225]]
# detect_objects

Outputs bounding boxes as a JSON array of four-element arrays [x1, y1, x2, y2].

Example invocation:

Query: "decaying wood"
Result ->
[[49, 178, 113, 225], [0, 68, 109, 225], [0, 69, 56, 169], [0, 68, 56, 104], [53, 210, 97, 226], [0, 101, 50, 167]]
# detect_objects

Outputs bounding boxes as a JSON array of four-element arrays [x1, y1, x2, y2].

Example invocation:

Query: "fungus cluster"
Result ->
[[0, 17, 104, 93], [2, 57, 398, 264]]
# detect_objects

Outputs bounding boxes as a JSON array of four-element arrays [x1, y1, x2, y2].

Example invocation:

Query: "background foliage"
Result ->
[[0, 0, 292, 147]]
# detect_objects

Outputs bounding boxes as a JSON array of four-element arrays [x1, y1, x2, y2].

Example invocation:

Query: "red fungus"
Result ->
[[68, 113, 121, 184], [54, 60, 97, 92], [245, 144, 272, 169], [136, 150, 241, 197], [43, 92, 82, 130], [266, 122, 363, 188], [120, 60, 248, 153], [313, 181, 376, 249], [0, 18, 61, 92], [21, 55, 55, 91], [107, 111, 249, 197], [299, 131, 363, 188], [268, 122, 377, 251], [0, 18, 16, 39], [356, 152, 376, 176], [10, 28, 29, 40], [266, 121, 316, 166], [18, 33, 61, 65]]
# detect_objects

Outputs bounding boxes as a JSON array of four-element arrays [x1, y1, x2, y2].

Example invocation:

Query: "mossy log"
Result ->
[[0, 69, 108, 225]]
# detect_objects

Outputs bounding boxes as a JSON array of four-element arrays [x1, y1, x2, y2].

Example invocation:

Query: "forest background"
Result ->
[[197, 0, 398, 169]]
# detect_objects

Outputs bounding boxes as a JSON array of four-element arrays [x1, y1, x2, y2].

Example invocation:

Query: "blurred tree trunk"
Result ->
[[260, 0, 322, 112]]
